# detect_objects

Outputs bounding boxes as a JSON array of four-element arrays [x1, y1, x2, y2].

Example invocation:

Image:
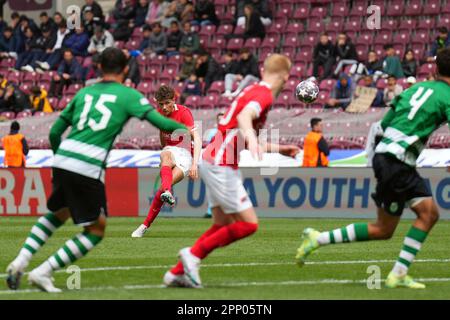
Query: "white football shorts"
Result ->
[[199, 161, 253, 214], [163, 146, 192, 177]]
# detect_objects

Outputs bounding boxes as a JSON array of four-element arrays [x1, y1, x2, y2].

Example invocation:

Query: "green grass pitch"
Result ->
[[1, 217, 450, 300]]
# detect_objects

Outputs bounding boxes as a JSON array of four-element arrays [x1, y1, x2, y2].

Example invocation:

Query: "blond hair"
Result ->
[[263, 54, 292, 75]]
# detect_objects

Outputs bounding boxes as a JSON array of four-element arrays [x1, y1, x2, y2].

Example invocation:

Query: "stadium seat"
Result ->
[[331, 3, 348, 17], [422, 0, 441, 15], [292, 4, 310, 20], [227, 37, 244, 51], [198, 95, 219, 109], [393, 32, 410, 45], [184, 95, 201, 109], [136, 82, 153, 96], [418, 63, 437, 77], [16, 110, 32, 119], [285, 22, 304, 36], [209, 37, 226, 50], [404, 0, 422, 16], [386, 3, 403, 17], [216, 24, 234, 36], [398, 18, 417, 31], [63, 83, 83, 95]]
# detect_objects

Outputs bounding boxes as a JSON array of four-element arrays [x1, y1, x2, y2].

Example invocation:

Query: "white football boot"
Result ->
[[179, 247, 202, 288], [28, 268, 62, 293], [131, 224, 148, 238]]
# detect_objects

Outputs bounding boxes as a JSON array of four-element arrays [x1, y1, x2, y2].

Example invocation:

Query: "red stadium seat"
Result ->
[[199, 95, 219, 109], [226, 37, 244, 51], [331, 3, 348, 17], [404, 0, 422, 16], [63, 83, 83, 96], [393, 32, 410, 45], [208, 81, 225, 95], [386, 3, 403, 16], [184, 95, 201, 109], [209, 37, 226, 50], [422, 0, 441, 15], [216, 24, 234, 36], [199, 24, 216, 37], [285, 22, 304, 36], [355, 33, 373, 46], [349, 3, 365, 17], [325, 19, 343, 33], [418, 63, 436, 77], [398, 18, 417, 31], [310, 6, 327, 19], [136, 82, 153, 96], [16, 110, 32, 119], [344, 20, 360, 33], [292, 4, 310, 20], [417, 18, 435, 31]]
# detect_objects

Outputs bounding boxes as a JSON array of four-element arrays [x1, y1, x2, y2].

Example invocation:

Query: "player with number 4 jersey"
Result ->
[[6, 48, 187, 293], [296, 48, 450, 289]]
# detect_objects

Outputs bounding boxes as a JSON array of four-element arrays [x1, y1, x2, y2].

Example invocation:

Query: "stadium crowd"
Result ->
[[0, 0, 448, 118]]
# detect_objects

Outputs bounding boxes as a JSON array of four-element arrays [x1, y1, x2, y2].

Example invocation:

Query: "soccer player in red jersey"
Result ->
[[164, 54, 300, 287], [131, 85, 202, 237]]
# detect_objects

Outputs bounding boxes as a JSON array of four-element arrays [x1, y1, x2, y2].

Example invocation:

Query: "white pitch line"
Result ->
[[3, 278, 450, 295], [1, 258, 450, 279]]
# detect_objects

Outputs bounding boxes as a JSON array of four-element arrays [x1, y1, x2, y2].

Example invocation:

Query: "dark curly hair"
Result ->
[[155, 85, 175, 101], [437, 48, 450, 78]]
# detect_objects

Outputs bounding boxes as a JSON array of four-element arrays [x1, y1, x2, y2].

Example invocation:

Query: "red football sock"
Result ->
[[190, 221, 258, 259], [171, 224, 223, 275], [160, 166, 173, 192], [143, 189, 164, 227]]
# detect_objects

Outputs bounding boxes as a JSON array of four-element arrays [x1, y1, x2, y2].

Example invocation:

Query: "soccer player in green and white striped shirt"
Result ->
[[295, 48, 450, 289], [6, 48, 187, 292]]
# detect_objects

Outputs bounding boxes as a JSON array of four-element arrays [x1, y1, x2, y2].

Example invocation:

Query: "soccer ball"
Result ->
[[295, 77, 319, 104]]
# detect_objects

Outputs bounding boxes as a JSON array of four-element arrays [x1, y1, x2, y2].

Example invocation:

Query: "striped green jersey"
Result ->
[[375, 80, 450, 166], [53, 81, 153, 181]]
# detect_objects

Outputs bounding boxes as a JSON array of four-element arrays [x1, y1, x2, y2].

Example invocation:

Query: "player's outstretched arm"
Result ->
[[237, 107, 262, 161], [263, 143, 300, 158], [145, 109, 187, 132], [49, 117, 70, 153]]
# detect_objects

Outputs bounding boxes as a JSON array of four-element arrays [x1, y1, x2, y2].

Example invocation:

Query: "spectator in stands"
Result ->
[[63, 24, 90, 57], [18, 15, 40, 38], [192, 0, 218, 26], [0, 84, 32, 114], [166, 20, 183, 57], [350, 50, 384, 80], [383, 75, 403, 106], [49, 49, 82, 98], [236, 0, 272, 27], [146, 0, 170, 26], [365, 50, 383, 76], [402, 49, 417, 78], [143, 22, 167, 56], [113, 0, 136, 23], [179, 21, 200, 54], [139, 24, 152, 52], [181, 73, 202, 103], [302, 118, 329, 167], [176, 51, 196, 81], [427, 27, 450, 61], [88, 24, 114, 56], [0, 26, 16, 54], [382, 44, 404, 79], [53, 12, 64, 26], [354, 75, 384, 107], [14, 26, 38, 70], [406, 76, 416, 89], [39, 12, 57, 34], [82, 0, 105, 22], [123, 49, 140, 86], [0, 74, 8, 89], [195, 50, 222, 94], [222, 48, 259, 98], [29, 86, 53, 113], [2, 121, 29, 168], [235, 4, 265, 40], [9, 12, 22, 55], [313, 32, 335, 80], [333, 32, 358, 77], [222, 51, 239, 77], [21, 25, 57, 73], [325, 73, 355, 110], [133, 0, 150, 28], [164, 0, 194, 27], [83, 7, 103, 38]]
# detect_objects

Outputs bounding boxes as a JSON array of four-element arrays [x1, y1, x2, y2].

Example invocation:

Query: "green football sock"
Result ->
[[391, 226, 428, 277], [317, 223, 369, 245]]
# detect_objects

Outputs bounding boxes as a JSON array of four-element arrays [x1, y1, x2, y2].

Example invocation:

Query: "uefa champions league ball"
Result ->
[[295, 77, 319, 104]]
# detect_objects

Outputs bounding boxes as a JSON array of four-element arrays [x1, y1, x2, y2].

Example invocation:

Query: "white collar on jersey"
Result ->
[[173, 103, 179, 111], [259, 81, 272, 89]]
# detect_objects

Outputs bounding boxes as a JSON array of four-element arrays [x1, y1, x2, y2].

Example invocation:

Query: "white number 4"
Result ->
[[78, 94, 115, 131], [408, 87, 433, 120]]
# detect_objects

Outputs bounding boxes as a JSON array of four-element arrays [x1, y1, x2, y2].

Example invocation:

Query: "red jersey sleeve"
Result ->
[[181, 108, 195, 130], [243, 87, 273, 119]]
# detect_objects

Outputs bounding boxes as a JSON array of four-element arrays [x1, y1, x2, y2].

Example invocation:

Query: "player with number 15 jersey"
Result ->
[[6, 48, 187, 293]]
